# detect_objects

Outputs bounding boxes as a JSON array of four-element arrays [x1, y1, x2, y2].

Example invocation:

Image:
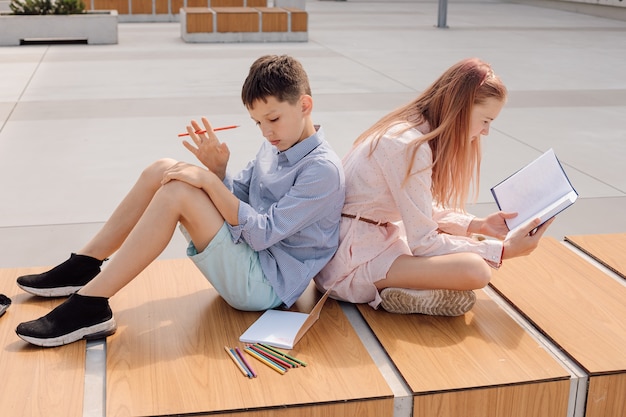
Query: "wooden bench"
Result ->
[[83, 0, 300, 23], [357, 288, 572, 417], [10, 238, 624, 416], [106, 259, 393, 416], [0, 266, 85, 417], [564, 233, 626, 280], [180, 6, 307, 42], [490, 237, 626, 417]]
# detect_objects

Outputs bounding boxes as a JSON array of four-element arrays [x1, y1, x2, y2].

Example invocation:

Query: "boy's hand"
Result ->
[[161, 161, 213, 189], [182, 117, 230, 180]]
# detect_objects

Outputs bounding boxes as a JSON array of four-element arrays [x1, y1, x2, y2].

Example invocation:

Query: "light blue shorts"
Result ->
[[180, 223, 283, 311]]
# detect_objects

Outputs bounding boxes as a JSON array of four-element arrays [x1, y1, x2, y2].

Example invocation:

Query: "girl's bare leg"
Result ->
[[377, 252, 492, 292], [78, 158, 178, 261], [79, 179, 224, 298]]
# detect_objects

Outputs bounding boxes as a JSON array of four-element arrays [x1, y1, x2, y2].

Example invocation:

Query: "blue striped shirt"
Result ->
[[226, 127, 345, 307]]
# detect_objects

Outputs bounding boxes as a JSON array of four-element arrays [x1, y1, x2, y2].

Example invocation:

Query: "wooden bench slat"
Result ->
[[586, 374, 626, 417], [0, 267, 85, 417], [106, 259, 393, 416], [565, 233, 626, 280], [256, 7, 288, 32], [185, 8, 214, 33], [131, 0, 153, 14], [284, 7, 307, 32], [491, 236, 626, 417], [212, 7, 259, 32], [210, 0, 244, 6], [413, 380, 570, 417], [491, 237, 626, 374], [358, 289, 571, 417]]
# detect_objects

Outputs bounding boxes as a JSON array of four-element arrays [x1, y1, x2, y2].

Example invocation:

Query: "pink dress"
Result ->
[[315, 123, 503, 308]]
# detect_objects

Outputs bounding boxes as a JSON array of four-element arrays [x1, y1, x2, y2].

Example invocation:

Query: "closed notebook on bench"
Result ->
[[239, 287, 332, 349]]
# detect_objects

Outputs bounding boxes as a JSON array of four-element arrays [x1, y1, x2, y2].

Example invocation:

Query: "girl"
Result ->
[[315, 58, 552, 316]]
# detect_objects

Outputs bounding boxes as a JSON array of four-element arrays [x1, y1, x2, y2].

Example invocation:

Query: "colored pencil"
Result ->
[[259, 343, 308, 367], [224, 346, 251, 378], [231, 347, 254, 378], [245, 347, 287, 375], [252, 344, 298, 368], [235, 346, 257, 378], [254, 343, 298, 368], [254, 344, 300, 368], [178, 125, 239, 137], [249, 345, 293, 369], [246, 346, 288, 371]]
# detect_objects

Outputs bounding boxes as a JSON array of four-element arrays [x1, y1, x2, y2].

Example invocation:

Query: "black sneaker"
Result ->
[[15, 293, 117, 347], [0, 294, 11, 317], [17, 253, 104, 297]]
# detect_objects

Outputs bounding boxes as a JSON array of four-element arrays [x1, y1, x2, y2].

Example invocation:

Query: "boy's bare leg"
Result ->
[[15, 178, 225, 347], [79, 179, 224, 298], [15, 158, 185, 298], [78, 158, 178, 261]]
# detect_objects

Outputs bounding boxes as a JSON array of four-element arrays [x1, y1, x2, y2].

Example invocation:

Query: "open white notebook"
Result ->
[[239, 287, 332, 350], [491, 148, 578, 234]]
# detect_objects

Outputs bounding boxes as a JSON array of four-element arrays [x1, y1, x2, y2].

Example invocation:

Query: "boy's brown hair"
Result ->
[[241, 55, 312, 109]]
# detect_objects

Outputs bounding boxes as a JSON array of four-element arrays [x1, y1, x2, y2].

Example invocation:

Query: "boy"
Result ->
[[16, 55, 345, 347]]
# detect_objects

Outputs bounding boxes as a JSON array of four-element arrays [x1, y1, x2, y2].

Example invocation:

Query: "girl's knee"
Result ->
[[465, 253, 492, 289]]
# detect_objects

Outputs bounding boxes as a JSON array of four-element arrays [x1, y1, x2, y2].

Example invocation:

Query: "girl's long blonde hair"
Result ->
[[354, 58, 507, 211]]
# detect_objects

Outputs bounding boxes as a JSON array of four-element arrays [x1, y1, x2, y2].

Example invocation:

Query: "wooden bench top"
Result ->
[[106, 259, 393, 417], [0, 266, 85, 417], [490, 237, 626, 417], [491, 237, 626, 375], [357, 289, 571, 417], [565, 233, 626, 280]]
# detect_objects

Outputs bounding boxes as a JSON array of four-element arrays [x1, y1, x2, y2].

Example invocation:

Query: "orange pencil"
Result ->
[[178, 125, 239, 137]]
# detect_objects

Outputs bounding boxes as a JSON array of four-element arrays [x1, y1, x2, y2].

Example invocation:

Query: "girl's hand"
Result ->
[[502, 217, 555, 259], [470, 211, 517, 240], [182, 117, 230, 180]]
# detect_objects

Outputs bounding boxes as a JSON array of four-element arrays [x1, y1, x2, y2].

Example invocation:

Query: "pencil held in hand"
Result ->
[[178, 125, 239, 137]]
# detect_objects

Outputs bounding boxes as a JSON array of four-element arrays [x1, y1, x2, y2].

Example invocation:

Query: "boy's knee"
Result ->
[[159, 177, 195, 197], [158, 178, 208, 210], [141, 158, 177, 184]]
